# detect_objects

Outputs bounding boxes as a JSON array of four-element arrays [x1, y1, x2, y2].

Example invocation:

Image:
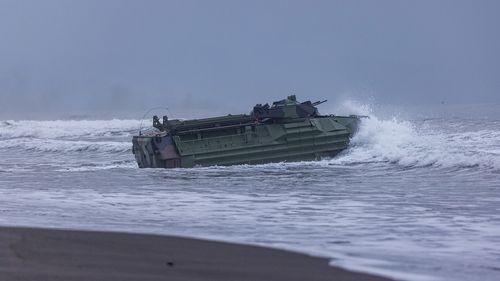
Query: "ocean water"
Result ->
[[0, 106, 499, 281]]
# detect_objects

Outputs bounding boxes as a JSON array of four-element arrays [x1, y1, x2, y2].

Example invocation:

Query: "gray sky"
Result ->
[[1, 0, 499, 119]]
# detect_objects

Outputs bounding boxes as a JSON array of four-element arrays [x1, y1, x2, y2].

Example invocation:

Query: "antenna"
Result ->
[[138, 107, 171, 135]]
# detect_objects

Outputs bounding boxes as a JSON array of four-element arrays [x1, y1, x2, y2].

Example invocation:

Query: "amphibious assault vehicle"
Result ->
[[132, 95, 362, 168]]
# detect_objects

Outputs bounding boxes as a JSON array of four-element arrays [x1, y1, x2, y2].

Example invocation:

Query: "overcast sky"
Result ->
[[0, 0, 499, 119]]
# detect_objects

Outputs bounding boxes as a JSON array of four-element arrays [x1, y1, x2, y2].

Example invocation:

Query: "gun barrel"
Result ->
[[312, 100, 328, 106]]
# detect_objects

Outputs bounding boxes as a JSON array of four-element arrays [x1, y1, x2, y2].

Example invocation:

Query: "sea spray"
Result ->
[[328, 101, 500, 171], [1, 115, 500, 281], [0, 138, 131, 153], [0, 119, 141, 139]]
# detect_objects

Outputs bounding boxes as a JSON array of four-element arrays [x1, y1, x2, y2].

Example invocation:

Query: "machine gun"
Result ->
[[312, 100, 327, 106]]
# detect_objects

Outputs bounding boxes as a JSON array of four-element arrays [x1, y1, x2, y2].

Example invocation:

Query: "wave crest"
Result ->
[[1, 114, 499, 171], [0, 119, 141, 139], [329, 102, 500, 171], [0, 138, 130, 153]]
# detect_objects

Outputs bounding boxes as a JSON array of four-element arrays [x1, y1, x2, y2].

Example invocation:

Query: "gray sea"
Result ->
[[1, 106, 499, 281]]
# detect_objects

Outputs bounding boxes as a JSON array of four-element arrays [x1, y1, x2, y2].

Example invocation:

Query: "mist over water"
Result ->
[[0, 102, 499, 281]]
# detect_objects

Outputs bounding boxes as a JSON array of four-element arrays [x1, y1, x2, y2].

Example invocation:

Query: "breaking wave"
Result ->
[[327, 101, 500, 171], [0, 111, 499, 171], [56, 160, 138, 172], [0, 138, 131, 153], [0, 119, 141, 139], [0, 119, 139, 154]]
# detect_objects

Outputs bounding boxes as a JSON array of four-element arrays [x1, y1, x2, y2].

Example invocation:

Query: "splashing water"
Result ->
[[0, 103, 499, 281], [326, 101, 500, 171]]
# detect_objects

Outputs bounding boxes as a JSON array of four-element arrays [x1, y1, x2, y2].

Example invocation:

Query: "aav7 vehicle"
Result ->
[[132, 95, 362, 168]]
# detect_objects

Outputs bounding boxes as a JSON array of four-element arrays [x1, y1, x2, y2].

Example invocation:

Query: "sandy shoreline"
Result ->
[[0, 226, 391, 281]]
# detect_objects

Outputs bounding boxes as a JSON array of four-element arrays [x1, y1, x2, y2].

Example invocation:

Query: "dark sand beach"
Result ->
[[0, 227, 391, 281]]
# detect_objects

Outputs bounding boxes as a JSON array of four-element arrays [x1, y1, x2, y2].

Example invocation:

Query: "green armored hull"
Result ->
[[132, 96, 361, 168]]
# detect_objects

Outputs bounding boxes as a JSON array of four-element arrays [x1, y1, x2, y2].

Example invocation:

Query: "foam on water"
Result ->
[[1, 104, 500, 281], [56, 160, 138, 172], [1, 107, 498, 172], [0, 119, 138, 157], [326, 101, 500, 171], [0, 138, 131, 153], [0, 119, 140, 139]]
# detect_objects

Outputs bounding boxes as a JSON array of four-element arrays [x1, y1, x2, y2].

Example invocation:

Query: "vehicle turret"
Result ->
[[252, 95, 326, 120]]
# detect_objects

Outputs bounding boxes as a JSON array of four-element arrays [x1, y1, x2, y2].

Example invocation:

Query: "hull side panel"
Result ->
[[132, 116, 359, 168]]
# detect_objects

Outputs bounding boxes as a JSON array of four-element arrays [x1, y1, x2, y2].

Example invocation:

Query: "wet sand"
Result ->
[[0, 226, 391, 281]]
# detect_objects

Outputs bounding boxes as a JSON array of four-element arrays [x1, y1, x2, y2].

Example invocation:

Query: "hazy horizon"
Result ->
[[1, 0, 499, 120]]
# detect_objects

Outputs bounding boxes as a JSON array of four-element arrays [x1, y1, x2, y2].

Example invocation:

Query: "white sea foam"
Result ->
[[1, 110, 499, 171], [56, 161, 138, 172], [0, 119, 139, 154], [326, 101, 500, 171], [0, 138, 130, 153], [0, 119, 141, 139], [1, 112, 500, 281]]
